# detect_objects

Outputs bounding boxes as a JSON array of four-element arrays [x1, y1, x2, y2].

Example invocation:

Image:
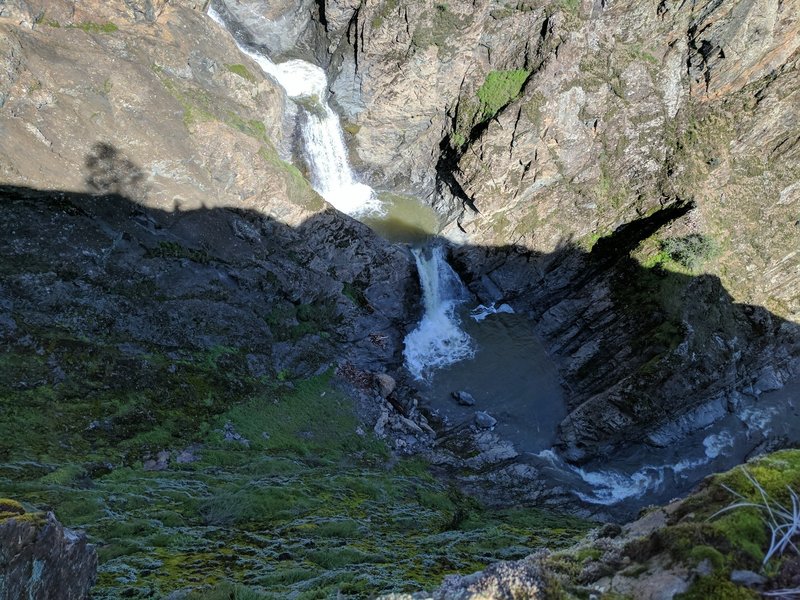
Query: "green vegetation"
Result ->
[[226, 64, 257, 83], [636, 234, 720, 273], [370, 0, 398, 30], [661, 234, 720, 271], [628, 44, 659, 65], [411, 3, 473, 51], [69, 21, 119, 34], [619, 452, 800, 600], [256, 145, 325, 212], [555, 0, 581, 15], [342, 122, 361, 136], [153, 66, 217, 127], [450, 69, 531, 149], [146, 241, 212, 264], [151, 66, 323, 212], [1, 318, 590, 598], [476, 70, 530, 122]]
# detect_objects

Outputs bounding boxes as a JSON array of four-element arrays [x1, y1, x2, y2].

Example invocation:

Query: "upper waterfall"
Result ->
[[207, 5, 382, 216]]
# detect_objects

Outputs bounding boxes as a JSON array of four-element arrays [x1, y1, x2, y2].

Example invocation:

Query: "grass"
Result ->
[[476, 70, 530, 122], [1, 321, 590, 598]]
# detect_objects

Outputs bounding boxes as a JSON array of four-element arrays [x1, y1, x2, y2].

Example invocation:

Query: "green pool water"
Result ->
[[361, 192, 441, 244]]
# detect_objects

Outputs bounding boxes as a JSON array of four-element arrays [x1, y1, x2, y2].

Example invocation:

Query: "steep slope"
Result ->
[[0, 4, 589, 597], [223, 0, 800, 462]]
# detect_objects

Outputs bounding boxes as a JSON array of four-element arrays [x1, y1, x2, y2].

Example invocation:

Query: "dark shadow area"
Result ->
[[1, 177, 799, 518]]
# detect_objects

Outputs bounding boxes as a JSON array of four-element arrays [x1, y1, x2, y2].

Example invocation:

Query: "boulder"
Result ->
[[452, 391, 476, 406], [0, 502, 97, 600], [475, 411, 497, 429], [375, 373, 396, 398]]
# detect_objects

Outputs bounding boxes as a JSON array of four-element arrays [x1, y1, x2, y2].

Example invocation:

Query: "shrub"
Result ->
[[661, 234, 720, 271]]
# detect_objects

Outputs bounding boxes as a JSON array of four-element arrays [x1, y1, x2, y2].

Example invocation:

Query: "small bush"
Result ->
[[661, 234, 720, 271]]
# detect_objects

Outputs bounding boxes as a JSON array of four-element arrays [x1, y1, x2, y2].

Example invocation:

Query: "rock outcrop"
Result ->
[[0, 500, 97, 600], [383, 449, 800, 600], [0, 1, 415, 377]]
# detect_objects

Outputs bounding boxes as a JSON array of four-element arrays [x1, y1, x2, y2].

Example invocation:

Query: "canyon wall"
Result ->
[[222, 0, 800, 460]]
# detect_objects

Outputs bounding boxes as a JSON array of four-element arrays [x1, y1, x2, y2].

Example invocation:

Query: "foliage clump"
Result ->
[[661, 234, 720, 271], [0, 498, 25, 520], [476, 70, 530, 121]]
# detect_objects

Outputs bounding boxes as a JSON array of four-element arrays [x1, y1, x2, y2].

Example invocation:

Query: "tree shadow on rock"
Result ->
[[84, 142, 147, 199]]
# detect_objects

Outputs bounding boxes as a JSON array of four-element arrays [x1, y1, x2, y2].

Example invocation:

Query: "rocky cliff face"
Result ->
[[228, 0, 800, 461], [0, 500, 97, 600], [0, 0, 415, 375]]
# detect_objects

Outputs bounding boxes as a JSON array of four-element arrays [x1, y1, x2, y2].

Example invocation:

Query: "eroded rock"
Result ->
[[0, 504, 97, 600]]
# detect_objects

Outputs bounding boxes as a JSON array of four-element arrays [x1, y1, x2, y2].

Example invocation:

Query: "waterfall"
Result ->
[[403, 246, 475, 380], [207, 5, 382, 216]]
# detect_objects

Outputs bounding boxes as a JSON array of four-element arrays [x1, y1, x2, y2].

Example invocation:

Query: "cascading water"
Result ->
[[403, 246, 475, 380], [204, 1, 800, 518], [207, 5, 382, 216]]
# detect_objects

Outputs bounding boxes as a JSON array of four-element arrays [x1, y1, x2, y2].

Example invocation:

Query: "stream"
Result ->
[[207, 1, 800, 519]]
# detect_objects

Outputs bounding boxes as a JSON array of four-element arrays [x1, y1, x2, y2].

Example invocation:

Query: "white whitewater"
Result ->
[[470, 302, 515, 322], [207, 6, 382, 216], [536, 428, 739, 506], [403, 246, 475, 380]]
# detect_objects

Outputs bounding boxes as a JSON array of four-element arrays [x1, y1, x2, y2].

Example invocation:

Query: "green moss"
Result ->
[[342, 122, 361, 136], [12, 512, 47, 527], [257, 146, 325, 212], [476, 70, 530, 122], [226, 64, 257, 83], [226, 112, 268, 140], [145, 241, 211, 264], [411, 3, 473, 51], [0, 498, 25, 521], [555, 0, 580, 15], [676, 570, 758, 600], [0, 498, 24, 513], [688, 545, 726, 570], [70, 21, 119, 34], [342, 282, 369, 309], [628, 44, 659, 65]]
